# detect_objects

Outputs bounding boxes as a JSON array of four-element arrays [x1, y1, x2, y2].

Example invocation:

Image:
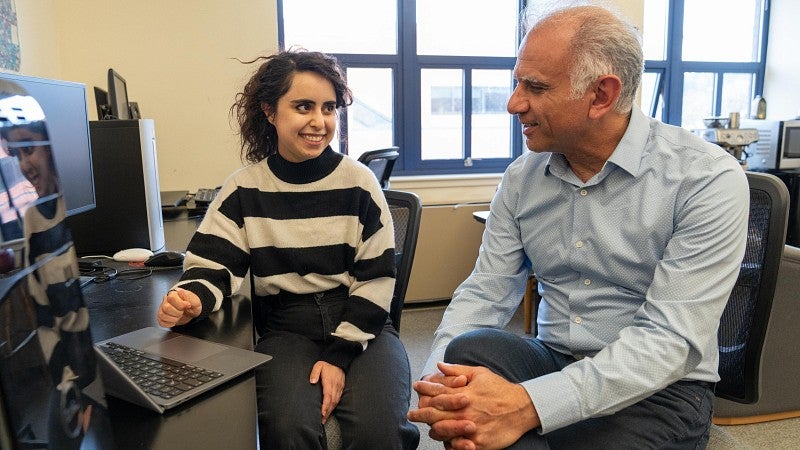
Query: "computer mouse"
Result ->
[[144, 251, 185, 267], [113, 248, 155, 262]]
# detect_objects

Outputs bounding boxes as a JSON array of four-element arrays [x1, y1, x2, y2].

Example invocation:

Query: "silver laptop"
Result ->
[[94, 327, 271, 414]]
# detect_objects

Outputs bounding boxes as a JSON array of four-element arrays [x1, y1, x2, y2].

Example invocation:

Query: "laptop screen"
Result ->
[[0, 78, 115, 448]]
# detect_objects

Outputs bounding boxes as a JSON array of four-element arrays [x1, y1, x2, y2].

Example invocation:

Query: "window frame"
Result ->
[[279, 1, 772, 173], [645, 0, 771, 126], [277, 0, 526, 176]]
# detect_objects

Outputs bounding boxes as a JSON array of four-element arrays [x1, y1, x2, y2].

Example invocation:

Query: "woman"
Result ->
[[156, 49, 420, 449]]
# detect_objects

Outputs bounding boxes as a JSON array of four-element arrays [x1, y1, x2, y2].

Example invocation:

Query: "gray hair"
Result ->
[[522, 3, 643, 114]]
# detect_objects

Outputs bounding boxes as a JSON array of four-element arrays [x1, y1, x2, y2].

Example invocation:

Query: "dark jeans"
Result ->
[[444, 329, 714, 450], [253, 288, 420, 450]]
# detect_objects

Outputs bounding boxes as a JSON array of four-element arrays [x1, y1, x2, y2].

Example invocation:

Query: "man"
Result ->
[[408, 4, 749, 450]]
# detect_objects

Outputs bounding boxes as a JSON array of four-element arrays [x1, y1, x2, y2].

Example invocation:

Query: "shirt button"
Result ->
[[580, 189, 588, 196], [584, 278, 591, 286], [575, 241, 584, 248], [574, 316, 582, 324]]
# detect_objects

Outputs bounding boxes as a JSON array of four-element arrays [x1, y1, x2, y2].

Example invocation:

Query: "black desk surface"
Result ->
[[82, 212, 260, 449]]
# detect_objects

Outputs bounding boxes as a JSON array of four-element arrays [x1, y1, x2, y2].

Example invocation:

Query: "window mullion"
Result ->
[[401, 0, 422, 172], [463, 68, 472, 163], [665, 0, 685, 125]]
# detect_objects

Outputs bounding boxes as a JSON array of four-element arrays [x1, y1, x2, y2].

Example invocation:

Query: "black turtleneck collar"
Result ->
[[267, 147, 343, 184]]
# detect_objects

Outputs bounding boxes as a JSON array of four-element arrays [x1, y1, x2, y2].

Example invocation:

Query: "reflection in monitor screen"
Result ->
[[0, 80, 48, 244], [0, 73, 96, 222]]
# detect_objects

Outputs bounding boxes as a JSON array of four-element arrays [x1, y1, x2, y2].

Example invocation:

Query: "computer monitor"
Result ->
[[107, 68, 130, 120], [0, 74, 115, 449], [0, 73, 96, 241]]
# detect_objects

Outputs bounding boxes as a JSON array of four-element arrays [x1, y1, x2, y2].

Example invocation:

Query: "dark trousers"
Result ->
[[444, 329, 714, 450], [253, 288, 420, 449]]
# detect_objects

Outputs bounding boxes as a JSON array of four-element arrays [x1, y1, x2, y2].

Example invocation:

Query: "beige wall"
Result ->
[[764, 0, 800, 120], [13, 0, 278, 192], [14, 1, 61, 78]]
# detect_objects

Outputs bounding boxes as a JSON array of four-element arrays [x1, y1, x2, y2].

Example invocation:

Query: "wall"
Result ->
[[405, 202, 490, 302], [11, 0, 279, 192], [13, 0, 60, 78], [763, 0, 800, 119]]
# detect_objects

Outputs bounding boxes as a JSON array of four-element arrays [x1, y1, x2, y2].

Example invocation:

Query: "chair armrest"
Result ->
[[713, 243, 800, 421], [773, 245, 800, 308], [778, 245, 800, 291], [781, 244, 800, 262]]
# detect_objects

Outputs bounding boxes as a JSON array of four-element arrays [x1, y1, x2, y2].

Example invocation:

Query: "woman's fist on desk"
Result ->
[[157, 287, 202, 327]]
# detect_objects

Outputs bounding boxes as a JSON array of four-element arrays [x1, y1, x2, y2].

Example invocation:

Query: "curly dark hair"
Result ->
[[231, 49, 353, 164]]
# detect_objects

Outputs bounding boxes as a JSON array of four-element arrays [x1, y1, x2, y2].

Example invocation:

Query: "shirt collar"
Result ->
[[267, 146, 342, 184], [605, 107, 650, 177], [544, 107, 650, 179]]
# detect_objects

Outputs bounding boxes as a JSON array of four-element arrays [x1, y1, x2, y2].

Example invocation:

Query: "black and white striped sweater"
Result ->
[[173, 147, 396, 370]]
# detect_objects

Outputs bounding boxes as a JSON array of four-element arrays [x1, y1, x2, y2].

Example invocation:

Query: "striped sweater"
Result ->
[[173, 147, 396, 370]]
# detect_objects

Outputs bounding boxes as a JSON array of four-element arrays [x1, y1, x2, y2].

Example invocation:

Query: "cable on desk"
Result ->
[[116, 267, 153, 280], [79, 266, 117, 284], [77, 260, 154, 284], [80, 254, 114, 260]]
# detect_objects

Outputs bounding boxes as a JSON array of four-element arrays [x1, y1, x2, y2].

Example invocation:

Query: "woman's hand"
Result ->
[[156, 287, 201, 327], [309, 361, 345, 424]]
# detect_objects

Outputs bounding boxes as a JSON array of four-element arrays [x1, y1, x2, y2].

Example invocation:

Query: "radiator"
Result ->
[[405, 203, 489, 303]]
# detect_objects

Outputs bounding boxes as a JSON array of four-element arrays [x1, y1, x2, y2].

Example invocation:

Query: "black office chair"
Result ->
[[357, 147, 400, 189], [383, 189, 423, 331], [324, 189, 421, 448], [715, 171, 789, 405], [320, 189, 421, 449]]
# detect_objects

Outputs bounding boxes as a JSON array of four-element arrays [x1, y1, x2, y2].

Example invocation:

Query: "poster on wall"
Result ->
[[0, 0, 20, 71]]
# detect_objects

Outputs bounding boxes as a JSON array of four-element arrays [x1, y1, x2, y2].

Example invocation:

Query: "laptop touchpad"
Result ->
[[145, 336, 227, 363]]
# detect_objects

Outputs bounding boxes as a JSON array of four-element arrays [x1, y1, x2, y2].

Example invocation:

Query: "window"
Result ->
[[279, 0, 524, 175], [642, 0, 770, 129]]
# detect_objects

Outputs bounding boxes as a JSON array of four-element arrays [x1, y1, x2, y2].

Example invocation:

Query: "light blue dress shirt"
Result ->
[[423, 107, 750, 433]]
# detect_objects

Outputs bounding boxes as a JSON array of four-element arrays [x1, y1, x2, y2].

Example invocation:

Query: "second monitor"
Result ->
[[66, 119, 165, 255]]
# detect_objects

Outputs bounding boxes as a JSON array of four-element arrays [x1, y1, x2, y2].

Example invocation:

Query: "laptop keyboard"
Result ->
[[99, 342, 224, 400]]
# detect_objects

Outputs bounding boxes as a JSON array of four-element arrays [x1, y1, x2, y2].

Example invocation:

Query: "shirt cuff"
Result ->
[[420, 345, 447, 378], [321, 336, 362, 371], [522, 371, 583, 433]]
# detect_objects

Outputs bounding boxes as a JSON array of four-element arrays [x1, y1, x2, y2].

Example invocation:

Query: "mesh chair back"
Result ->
[[716, 171, 789, 403], [358, 147, 399, 189], [384, 189, 422, 332]]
